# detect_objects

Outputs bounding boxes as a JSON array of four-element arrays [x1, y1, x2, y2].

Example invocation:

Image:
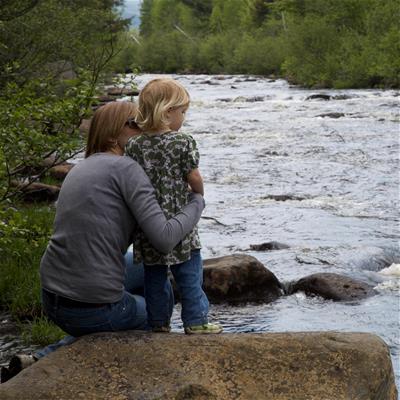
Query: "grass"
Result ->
[[21, 317, 66, 347], [0, 203, 67, 346]]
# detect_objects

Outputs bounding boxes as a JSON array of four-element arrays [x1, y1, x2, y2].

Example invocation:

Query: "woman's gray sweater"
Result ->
[[40, 153, 205, 303]]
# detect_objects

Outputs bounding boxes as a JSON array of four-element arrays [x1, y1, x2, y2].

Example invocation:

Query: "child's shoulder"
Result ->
[[168, 132, 196, 145], [126, 134, 144, 147]]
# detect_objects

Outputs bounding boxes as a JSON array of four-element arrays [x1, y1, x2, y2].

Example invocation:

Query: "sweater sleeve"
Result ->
[[118, 157, 205, 253]]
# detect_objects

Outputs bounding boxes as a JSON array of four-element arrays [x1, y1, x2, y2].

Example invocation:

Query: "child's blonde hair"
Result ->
[[136, 78, 190, 132], [85, 101, 138, 158]]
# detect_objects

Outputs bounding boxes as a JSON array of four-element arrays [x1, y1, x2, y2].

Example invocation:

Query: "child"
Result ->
[[125, 78, 222, 334]]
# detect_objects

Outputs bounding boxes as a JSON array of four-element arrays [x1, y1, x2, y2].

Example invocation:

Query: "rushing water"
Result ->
[[131, 74, 400, 385], [1, 74, 399, 388]]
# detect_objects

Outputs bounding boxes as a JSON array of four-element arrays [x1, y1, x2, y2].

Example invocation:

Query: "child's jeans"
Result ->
[[144, 249, 209, 328]]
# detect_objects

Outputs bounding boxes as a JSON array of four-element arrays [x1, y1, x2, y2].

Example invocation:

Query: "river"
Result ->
[[133, 74, 399, 385], [1, 73, 399, 387]]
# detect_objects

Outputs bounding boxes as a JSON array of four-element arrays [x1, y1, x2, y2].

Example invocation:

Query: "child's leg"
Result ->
[[170, 249, 209, 327], [144, 263, 174, 329]]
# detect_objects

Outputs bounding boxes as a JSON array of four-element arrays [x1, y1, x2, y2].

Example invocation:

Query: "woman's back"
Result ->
[[40, 153, 141, 303]]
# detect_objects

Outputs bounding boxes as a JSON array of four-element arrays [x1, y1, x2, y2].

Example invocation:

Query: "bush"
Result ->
[[0, 77, 92, 203], [231, 33, 285, 75], [0, 205, 54, 318]]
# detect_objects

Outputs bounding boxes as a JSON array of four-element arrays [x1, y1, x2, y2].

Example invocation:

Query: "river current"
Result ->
[[1, 73, 399, 387], [133, 74, 400, 385]]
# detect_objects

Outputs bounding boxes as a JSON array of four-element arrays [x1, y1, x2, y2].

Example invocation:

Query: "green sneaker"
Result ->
[[184, 323, 223, 335]]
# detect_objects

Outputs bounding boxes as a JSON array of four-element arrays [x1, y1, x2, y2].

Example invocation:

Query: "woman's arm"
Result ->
[[120, 159, 204, 253], [187, 168, 204, 196]]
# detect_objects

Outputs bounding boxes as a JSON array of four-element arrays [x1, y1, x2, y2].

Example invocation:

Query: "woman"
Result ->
[[1, 101, 202, 383], [39, 100, 204, 336]]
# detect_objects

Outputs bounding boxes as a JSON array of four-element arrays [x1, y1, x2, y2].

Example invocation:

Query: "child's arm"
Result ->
[[187, 168, 204, 196]]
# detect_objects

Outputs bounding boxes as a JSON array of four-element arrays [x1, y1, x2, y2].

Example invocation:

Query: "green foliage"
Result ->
[[0, 78, 93, 202], [0, 205, 54, 318], [21, 317, 66, 347], [0, 0, 135, 349], [132, 0, 400, 87], [278, 0, 400, 87], [108, 30, 140, 73], [0, 0, 130, 88]]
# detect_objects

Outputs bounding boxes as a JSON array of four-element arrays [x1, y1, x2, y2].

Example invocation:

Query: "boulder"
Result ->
[[317, 112, 346, 118], [12, 181, 60, 202], [202, 254, 283, 304], [250, 241, 290, 251], [306, 94, 331, 100], [0, 332, 397, 400], [106, 87, 139, 97], [260, 194, 308, 201], [288, 272, 376, 301], [48, 163, 74, 181]]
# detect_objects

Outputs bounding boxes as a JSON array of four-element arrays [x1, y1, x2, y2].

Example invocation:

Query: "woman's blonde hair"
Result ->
[[85, 101, 138, 158], [136, 78, 190, 132]]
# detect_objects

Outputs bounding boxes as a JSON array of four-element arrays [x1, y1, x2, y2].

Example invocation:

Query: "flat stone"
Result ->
[[0, 332, 396, 400]]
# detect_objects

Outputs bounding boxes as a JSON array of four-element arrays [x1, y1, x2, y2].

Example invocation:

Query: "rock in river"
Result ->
[[0, 331, 397, 400], [203, 254, 283, 304], [288, 272, 376, 301]]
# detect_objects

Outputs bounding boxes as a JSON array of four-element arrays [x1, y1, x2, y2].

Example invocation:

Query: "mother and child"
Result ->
[[41, 77, 222, 336], [1, 77, 222, 383]]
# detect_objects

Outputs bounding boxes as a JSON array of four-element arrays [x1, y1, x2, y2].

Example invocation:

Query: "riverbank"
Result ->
[[0, 205, 66, 367], [1, 74, 398, 386]]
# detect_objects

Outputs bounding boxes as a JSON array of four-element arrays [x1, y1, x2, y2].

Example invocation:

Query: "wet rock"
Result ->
[[246, 96, 264, 102], [199, 80, 220, 85], [48, 163, 74, 181], [233, 95, 264, 103], [288, 273, 376, 301], [333, 94, 352, 100], [317, 112, 346, 118], [306, 94, 332, 100], [261, 194, 308, 202], [202, 254, 283, 304], [0, 332, 397, 400], [250, 241, 290, 251], [12, 181, 60, 202], [106, 87, 139, 96], [96, 95, 115, 103], [260, 150, 289, 157], [216, 98, 232, 102]]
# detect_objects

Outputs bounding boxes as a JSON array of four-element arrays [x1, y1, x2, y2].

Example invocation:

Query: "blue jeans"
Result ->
[[145, 249, 209, 328], [36, 251, 174, 359]]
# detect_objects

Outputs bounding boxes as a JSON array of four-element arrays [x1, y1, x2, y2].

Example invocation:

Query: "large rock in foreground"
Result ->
[[203, 254, 283, 303], [288, 272, 376, 301], [0, 332, 397, 400]]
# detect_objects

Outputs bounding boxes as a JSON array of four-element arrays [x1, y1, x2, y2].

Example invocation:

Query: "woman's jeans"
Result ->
[[36, 251, 174, 359], [144, 249, 209, 328]]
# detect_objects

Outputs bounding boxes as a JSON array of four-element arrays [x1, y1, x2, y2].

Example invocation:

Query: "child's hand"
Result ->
[[187, 168, 204, 196]]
